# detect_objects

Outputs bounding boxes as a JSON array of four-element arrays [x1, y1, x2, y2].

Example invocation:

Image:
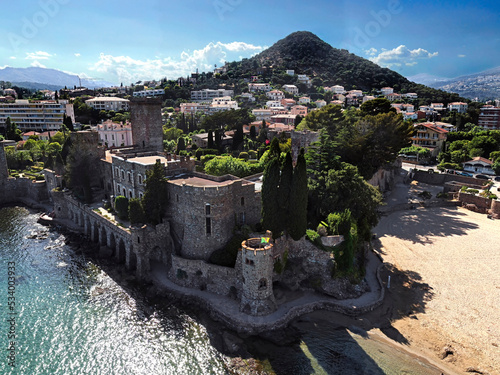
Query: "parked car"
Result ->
[[475, 174, 490, 180], [458, 172, 473, 177], [494, 176, 500, 182]]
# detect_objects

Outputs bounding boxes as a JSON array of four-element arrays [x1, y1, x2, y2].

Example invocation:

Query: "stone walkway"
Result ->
[[150, 250, 385, 334]]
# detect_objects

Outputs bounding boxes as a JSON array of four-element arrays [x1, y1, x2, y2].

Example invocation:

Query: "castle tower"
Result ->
[[130, 98, 163, 152], [240, 237, 277, 316]]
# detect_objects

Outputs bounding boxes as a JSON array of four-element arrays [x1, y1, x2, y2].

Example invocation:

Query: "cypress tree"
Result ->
[[142, 160, 168, 225], [261, 157, 281, 238], [289, 149, 308, 240], [207, 130, 214, 149], [278, 152, 293, 232]]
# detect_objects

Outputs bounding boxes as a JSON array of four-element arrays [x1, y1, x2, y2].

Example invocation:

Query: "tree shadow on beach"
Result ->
[[375, 206, 479, 246]]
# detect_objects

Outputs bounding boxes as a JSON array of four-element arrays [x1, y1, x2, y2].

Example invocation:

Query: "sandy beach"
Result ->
[[369, 177, 500, 375]]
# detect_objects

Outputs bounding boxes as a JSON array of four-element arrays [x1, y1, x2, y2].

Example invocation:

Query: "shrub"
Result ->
[[114, 195, 129, 220], [436, 192, 449, 199], [306, 229, 320, 244], [317, 222, 328, 236], [327, 209, 353, 236], [195, 149, 203, 160], [248, 150, 257, 159], [129, 198, 146, 225], [238, 151, 249, 161]]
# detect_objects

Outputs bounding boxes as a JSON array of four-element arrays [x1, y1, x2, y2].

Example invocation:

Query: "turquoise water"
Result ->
[[0, 206, 446, 375], [0, 207, 230, 375]]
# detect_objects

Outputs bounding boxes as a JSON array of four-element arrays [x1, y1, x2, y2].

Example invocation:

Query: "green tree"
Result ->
[[289, 149, 308, 240], [128, 198, 146, 225], [142, 160, 168, 225], [261, 156, 281, 238], [114, 196, 129, 220], [176, 137, 186, 154], [5, 117, 21, 141], [207, 130, 214, 149], [278, 152, 293, 230], [359, 98, 395, 117]]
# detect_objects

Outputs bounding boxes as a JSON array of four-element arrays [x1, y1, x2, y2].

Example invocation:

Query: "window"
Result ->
[[128, 172, 131, 182], [129, 190, 133, 198], [206, 217, 211, 235], [258, 278, 267, 290], [138, 175, 142, 185], [241, 197, 245, 206], [121, 170, 125, 180], [205, 204, 211, 215]]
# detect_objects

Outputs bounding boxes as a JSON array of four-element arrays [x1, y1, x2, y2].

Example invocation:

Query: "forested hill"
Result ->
[[228, 31, 463, 104]]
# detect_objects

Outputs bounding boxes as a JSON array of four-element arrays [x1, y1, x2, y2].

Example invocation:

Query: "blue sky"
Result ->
[[1, 0, 499, 85]]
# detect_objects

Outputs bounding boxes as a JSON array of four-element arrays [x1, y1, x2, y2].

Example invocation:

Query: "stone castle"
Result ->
[[0, 98, 345, 317]]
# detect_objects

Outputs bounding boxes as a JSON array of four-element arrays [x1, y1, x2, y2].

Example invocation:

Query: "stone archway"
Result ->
[[128, 245, 137, 271], [93, 223, 100, 243], [117, 238, 126, 264], [109, 232, 116, 256], [100, 226, 107, 246]]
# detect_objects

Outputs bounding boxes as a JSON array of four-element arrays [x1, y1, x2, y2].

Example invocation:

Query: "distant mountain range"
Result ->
[[407, 73, 450, 86], [424, 67, 500, 100], [0, 67, 114, 90]]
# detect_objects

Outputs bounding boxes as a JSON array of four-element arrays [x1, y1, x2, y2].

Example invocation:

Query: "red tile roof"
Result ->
[[464, 156, 493, 165]]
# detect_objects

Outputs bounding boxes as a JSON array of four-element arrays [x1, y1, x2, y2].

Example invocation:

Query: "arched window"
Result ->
[[138, 174, 142, 185], [258, 278, 267, 290]]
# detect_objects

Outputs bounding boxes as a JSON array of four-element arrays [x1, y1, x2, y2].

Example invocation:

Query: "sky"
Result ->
[[1, 0, 499, 85]]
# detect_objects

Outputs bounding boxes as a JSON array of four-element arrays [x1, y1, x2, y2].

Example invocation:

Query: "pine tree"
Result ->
[[261, 157, 281, 238], [289, 149, 308, 240], [176, 137, 186, 154], [129, 198, 146, 225]]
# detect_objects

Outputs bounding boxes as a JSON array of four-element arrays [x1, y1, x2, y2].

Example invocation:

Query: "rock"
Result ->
[[440, 345, 455, 360], [465, 367, 485, 374], [222, 331, 244, 354]]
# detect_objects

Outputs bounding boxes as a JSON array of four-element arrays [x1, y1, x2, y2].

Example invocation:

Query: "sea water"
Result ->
[[0, 206, 445, 375]]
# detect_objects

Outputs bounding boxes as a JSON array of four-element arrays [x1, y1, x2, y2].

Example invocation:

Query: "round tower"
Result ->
[[240, 237, 277, 316]]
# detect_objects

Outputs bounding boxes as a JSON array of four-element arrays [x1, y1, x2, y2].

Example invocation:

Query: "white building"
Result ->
[[240, 93, 255, 102], [282, 84, 299, 95], [348, 90, 363, 97], [381, 87, 394, 95], [97, 120, 133, 148], [286, 70, 295, 76], [325, 85, 346, 94], [266, 100, 282, 108], [266, 90, 285, 101], [248, 83, 271, 92], [463, 157, 495, 175], [363, 95, 375, 103], [191, 89, 234, 101], [85, 97, 130, 111], [180, 103, 210, 114], [297, 74, 311, 86], [402, 92, 418, 99], [210, 97, 239, 112], [0, 99, 74, 132], [401, 104, 415, 112], [133, 88, 165, 97], [298, 96, 311, 104], [315, 100, 327, 108], [252, 108, 273, 121], [403, 112, 418, 121], [447, 102, 468, 113], [431, 103, 445, 110]]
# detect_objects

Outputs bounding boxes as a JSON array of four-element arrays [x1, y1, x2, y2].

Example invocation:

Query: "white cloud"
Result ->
[[458, 54, 466, 58], [10, 56, 16, 60], [365, 48, 378, 56], [30, 60, 46, 68], [26, 51, 52, 60], [75, 53, 81, 57], [89, 41, 266, 84], [369, 45, 438, 68]]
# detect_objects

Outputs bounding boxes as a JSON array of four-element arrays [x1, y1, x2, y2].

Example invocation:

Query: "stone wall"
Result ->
[[0, 178, 49, 206], [168, 178, 261, 261], [458, 192, 493, 213], [413, 170, 488, 187], [368, 159, 401, 192], [169, 255, 240, 297], [291, 130, 319, 164]]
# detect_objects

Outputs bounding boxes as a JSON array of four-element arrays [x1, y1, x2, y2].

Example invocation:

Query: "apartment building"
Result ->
[[478, 106, 500, 130], [447, 102, 468, 113], [133, 89, 165, 97], [97, 120, 133, 148], [190, 89, 234, 101], [0, 99, 74, 132], [85, 97, 130, 111], [412, 122, 448, 156]]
